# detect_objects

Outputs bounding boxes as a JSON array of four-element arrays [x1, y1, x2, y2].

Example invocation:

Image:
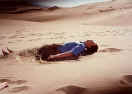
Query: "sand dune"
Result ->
[[1, 0, 132, 25], [0, 0, 132, 94]]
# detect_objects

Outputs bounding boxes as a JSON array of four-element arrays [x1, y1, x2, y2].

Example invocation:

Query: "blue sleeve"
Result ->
[[71, 44, 85, 56]]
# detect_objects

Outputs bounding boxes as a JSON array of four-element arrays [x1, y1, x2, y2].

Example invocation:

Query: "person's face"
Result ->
[[85, 40, 96, 48]]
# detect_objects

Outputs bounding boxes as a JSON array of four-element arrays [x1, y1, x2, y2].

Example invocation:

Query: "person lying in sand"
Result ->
[[1, 40, 98, 61], [36, 40, 98, 61]]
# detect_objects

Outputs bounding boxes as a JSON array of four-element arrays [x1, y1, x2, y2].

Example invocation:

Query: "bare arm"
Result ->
[[47, 51, 75, 61]]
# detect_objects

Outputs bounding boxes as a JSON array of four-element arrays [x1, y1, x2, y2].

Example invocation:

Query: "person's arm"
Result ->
[[47, 51, 74, 61]]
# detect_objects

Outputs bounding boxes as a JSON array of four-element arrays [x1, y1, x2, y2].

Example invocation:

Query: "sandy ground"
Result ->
[[0, 0, 132, 94]]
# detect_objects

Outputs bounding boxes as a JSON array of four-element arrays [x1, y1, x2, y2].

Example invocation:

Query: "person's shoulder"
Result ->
[[76, 41, 84, 45], [78, 42, 85, 48]]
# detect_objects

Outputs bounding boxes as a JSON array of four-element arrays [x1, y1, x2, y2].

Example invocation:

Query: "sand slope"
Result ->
[[0, 0, 132, 94]]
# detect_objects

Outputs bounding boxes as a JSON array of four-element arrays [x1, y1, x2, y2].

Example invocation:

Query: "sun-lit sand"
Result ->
[[0, 0, 132, 94]]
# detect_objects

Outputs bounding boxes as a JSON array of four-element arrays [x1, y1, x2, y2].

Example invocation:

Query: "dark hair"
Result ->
[[35, 44, 61, 60], [81, 44, 98, 56]]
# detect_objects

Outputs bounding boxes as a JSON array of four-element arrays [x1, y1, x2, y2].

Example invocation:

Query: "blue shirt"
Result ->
[[57, 42, 86, 56]]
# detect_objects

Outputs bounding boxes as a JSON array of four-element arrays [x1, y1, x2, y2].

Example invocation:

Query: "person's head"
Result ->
[[82, 40, 98, 55]]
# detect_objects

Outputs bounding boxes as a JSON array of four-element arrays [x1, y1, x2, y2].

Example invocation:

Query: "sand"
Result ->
[[0, 0, 132, 94]]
